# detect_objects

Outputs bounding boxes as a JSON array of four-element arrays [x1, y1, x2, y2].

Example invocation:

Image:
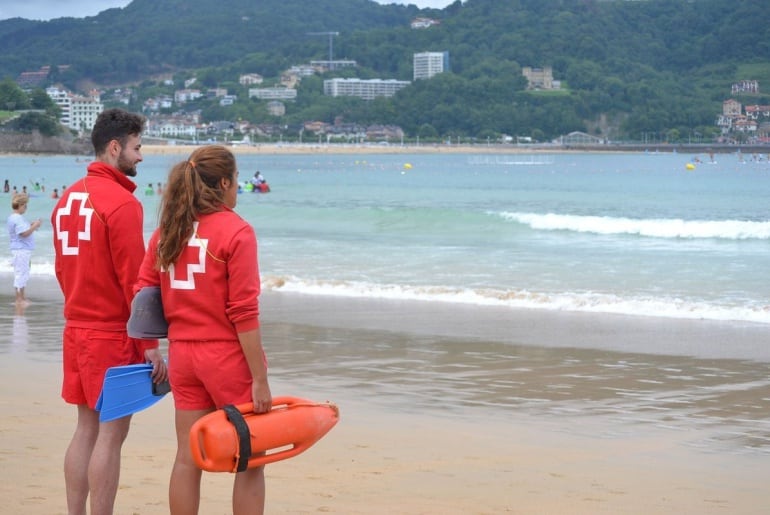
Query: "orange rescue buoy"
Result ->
[[189, 396, 339, 473]]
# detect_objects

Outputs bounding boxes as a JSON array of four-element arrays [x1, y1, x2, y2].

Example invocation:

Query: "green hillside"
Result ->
[[1, 0, 768, 141]]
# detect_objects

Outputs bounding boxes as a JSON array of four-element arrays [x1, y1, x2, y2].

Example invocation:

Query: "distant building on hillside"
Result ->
[[310, 60, 357, 72], [16, 65, 70, 89], [413, 51, 449, 80], [248, 87, 298, 101], [145, 115, 200, 139], [17, 70, 48, 89], [289, 65, 318, 77], [717, 99, 742, 133], [143, 95, 173, 112], [716, 98, 770, 138], [366, 124, 404, 142], [219, 95, 237, 106], [522, 66, 556, 90], [46, 86, 103, 132], [411, 17, 440, 29], [239, 73, 264, 86], [556, 131, 604, 146], [174, 89, 202, 104], [723, 99, 742, 117], [207, 88, 228, 98], [69, 90, 103, 133], [731, 80, 758, 94], [323, 78, 410, 100], [744, 104, 770, 120]]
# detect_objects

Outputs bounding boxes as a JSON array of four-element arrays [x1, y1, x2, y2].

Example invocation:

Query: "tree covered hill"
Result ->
[[1, 0, 769, 141], [0, 0, 417, 82]]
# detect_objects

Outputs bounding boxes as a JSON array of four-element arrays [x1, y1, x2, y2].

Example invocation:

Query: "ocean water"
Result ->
[[2, 149, 769, 325]]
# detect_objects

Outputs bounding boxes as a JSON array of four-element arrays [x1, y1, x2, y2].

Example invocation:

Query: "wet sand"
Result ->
[[1, 277, 769, 514]]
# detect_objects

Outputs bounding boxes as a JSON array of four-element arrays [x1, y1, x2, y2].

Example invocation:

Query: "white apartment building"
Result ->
[[413, 51, 449, 80], [145, 117, 199, 138], [290, 64, 320, 77], [70, 92, 103, 132], [310, 60, 357, 72], [143, 96, 174, 112], [323, 78, 411, 100], [239, 73, 264, 86], [46, 86, 103, 132], [248, 88, 298, 100], [174, 89, 202, 104], [46, 87, 71, 127]]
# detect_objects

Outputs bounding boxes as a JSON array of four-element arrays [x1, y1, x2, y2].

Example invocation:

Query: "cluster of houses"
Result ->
[[717, 81, 770, 143], [140, 110, 404, 144], [23, 15, 764, 145], [15, 14, 574, 144], [13, 14, 451, 143]]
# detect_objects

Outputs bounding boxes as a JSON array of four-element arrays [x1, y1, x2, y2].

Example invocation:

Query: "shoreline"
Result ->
[[6, 274, 770, 362], [140, 141, 767, 157], [8, 275, 770, 362], [2, 141, 768, 157]]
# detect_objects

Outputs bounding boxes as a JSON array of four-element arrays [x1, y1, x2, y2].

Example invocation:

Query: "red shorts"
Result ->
[[61, 327, 142, 409], [169, 340, 260, 410]]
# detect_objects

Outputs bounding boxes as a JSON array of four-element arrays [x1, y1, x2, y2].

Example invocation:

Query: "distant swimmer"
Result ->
[[250, 170, 265, 186], [250, 170, 270, 193]]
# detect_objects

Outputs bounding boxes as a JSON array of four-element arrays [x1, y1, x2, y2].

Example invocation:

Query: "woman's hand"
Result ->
[[251, 378, 272, 414]]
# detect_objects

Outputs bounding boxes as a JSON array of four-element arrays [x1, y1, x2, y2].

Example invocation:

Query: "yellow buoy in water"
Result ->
[[403, 163, 412, 169], [685, 163, 695, 170]]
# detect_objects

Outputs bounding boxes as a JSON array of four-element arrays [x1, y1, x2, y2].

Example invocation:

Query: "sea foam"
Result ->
[[499, 212, 770, 240], [262, 274, 770, 325]]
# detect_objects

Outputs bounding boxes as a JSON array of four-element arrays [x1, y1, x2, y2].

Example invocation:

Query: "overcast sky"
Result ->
[[0, 0, 456, 21]]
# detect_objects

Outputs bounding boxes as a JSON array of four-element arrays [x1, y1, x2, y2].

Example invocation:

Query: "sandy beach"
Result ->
[[139, 142, 586, 157], [0, 141, 571, 159], [1, 276, 770, 514]]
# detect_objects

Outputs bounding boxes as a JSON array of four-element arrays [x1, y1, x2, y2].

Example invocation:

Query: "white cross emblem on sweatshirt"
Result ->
[[55, 192, 94, 256], [169, 222, 206, 290]]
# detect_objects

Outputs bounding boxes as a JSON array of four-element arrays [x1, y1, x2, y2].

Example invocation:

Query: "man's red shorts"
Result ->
[[61, 326, 141, 409]]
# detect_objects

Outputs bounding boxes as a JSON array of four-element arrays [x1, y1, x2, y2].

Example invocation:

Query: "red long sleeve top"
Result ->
[[52, 161, 157, 354], [135, 207, 260, 342]]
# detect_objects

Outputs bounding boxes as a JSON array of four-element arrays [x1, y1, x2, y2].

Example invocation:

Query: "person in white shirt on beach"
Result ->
[[7, 193, 42, 305]]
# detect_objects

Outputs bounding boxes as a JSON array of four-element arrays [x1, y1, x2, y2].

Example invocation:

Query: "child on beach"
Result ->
[[135, 145, 271, 514], [6, 193, 42, 305]]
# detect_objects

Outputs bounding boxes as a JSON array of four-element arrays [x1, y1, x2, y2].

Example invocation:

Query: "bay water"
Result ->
[[3, 148, 770, 454], [4, 149, 767, 325]]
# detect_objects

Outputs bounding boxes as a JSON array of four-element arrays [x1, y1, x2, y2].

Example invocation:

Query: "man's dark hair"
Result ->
[[91, 108, 146, 156]]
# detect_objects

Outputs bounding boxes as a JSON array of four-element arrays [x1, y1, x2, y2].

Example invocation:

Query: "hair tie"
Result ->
[[188, 160, 196, 168]]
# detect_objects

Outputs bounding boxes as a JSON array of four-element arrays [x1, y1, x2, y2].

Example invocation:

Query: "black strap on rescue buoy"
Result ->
[[223, 404, 252, 472]]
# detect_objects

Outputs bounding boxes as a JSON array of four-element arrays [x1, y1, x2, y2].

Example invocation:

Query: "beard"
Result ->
[[116, 150, 137, 177]]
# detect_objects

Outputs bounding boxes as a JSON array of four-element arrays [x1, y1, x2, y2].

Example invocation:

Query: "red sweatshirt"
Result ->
[[135, 208, 260, 342], [52, 162, 157, 353]]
